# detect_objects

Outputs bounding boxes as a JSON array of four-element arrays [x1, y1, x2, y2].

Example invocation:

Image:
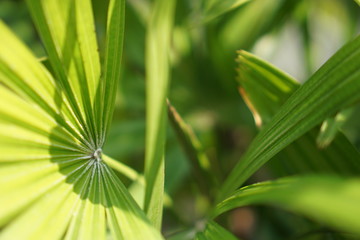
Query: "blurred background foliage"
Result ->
[[1, 0, 360, 239]]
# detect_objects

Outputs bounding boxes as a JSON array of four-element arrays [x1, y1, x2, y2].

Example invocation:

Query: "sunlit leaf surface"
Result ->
[[0, 0, 163, 239]]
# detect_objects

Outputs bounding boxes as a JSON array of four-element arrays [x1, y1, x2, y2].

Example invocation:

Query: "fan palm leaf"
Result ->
[[0, 0, 164, 239]]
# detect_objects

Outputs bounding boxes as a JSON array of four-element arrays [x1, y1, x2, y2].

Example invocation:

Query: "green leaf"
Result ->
[[237, 50, 298, 128], [167, 100, 217, 196], [0, 85, 84, 162], [217, 35, 360, 202], [0, 1, 164, 239], [0, 93, 163, 239], [74, 0, 102, 146], [272, 130, 360, 177], [237, 50, 360, 176], [195, 221, 239, 240], [104, 154, 173, 210], [75, 0, 101, 105], [0, 21, 88, 149], [101, 0, 126, 142], [143, 0, 176, 229], [203, 0, 251, 22], [103, 154, 142, 182], [317, 108, 353, 148], [213, 176, 360, 236], [0, 158, 163, 239], [26, 0, 97, 147]]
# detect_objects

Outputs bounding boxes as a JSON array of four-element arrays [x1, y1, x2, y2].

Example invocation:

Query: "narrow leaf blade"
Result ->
[[101, 0, 126, 142], [203, 0, 251, 22], [143, 0, 176, 229]]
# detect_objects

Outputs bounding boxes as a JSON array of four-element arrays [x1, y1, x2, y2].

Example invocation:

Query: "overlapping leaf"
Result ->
[[237, 50, 360, 177], [217, 35, 360, 202], [316, 108, 353, 148]]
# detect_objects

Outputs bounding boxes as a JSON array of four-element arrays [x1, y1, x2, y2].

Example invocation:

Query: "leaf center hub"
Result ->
[[92, 148, 102, 162]]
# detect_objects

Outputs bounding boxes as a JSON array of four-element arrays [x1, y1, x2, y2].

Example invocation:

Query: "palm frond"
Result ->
[[217, 35, 360, 202], [0, 0, 163, 239]]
